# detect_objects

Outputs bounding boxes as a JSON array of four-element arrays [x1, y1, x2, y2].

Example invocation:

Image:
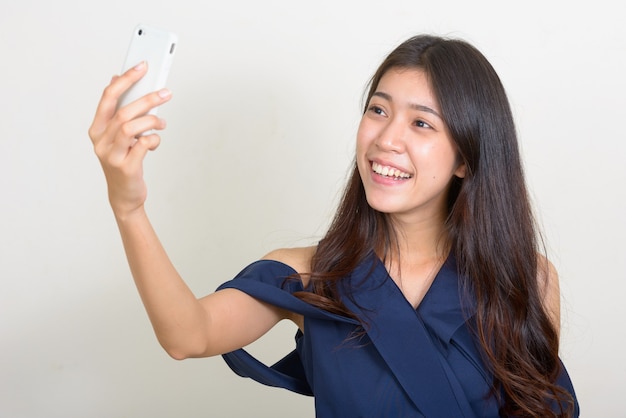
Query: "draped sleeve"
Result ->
[[215, 256, 579, 417], [215, 260, 359, 397]]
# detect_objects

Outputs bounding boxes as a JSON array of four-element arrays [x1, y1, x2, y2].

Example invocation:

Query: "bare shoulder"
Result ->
[[537, 254, 561, 334], [261, 246, 316, 278], [261, 246, 316, 330], [537, 254, 560, 290]]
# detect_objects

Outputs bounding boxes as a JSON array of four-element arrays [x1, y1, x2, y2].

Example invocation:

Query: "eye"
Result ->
[[368, 105, 387, 117], [414, 119, 432, 129]]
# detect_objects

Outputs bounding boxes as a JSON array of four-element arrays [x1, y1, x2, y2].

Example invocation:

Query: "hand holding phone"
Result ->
[[117, 24, 178, 116]]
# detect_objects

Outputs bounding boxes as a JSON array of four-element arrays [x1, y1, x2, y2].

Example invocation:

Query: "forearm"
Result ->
[[115, 208, 210, 359], [89, 67, 212, 359]]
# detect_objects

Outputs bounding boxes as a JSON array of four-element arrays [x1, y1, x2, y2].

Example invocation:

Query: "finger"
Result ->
[[94, 87, 171, 153], [114, 88, 172, 127], [89, 62, 148, 138], [104, 115, 166, 164], [127, 134, 162, 166], [120, 114, 167, 142], [139, 133, 162, 152]]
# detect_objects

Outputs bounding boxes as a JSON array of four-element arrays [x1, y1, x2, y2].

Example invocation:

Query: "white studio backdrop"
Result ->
[[1, 1, 624, 417]]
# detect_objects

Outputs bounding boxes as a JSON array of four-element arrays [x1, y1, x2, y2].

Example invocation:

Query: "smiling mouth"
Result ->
[[371, 162, 413, 179]]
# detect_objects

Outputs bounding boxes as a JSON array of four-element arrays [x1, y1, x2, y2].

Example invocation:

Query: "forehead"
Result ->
[[374, 67, 439, 110]]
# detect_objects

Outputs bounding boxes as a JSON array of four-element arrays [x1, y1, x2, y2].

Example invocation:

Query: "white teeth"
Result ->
[[372, 162, 412, 179]]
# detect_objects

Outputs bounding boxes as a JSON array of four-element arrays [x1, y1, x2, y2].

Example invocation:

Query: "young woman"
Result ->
[[89, 34, 579, 417]]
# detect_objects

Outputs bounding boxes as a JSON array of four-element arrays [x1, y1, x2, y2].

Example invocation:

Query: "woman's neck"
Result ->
[[384, 211, 449, 267]]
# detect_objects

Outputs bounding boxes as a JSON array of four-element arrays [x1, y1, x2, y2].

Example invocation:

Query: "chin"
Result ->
[[365, 195, 401, 215]]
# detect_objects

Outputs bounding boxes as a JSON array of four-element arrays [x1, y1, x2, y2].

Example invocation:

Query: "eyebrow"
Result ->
[[372, 91, 442, 119]]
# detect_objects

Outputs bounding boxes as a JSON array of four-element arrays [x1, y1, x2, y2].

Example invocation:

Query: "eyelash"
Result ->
[[368, 105, 432, 129]]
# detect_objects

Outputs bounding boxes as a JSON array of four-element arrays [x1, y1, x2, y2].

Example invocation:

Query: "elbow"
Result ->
[[158, 337, 214, 360], [158, 339, 189, 360], [164, 347, 190, 361]]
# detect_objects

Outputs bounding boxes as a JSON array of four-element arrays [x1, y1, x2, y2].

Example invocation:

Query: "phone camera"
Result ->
[[138, 29, 143, 36]]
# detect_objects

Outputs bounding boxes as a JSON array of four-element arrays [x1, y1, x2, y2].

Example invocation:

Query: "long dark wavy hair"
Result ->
[[294, 35, 575, 416]]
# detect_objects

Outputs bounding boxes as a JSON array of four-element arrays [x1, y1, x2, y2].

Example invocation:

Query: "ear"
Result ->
[[454, 161, 467, 179]]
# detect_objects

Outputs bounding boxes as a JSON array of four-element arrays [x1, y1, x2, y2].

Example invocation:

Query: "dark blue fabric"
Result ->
[[217, 254, 579, 417]]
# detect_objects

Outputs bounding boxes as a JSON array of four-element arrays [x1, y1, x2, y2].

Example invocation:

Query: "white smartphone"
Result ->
[[117, 24, 178, 115]]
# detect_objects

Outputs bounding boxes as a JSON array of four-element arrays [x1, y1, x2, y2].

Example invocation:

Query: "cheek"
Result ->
[[418, 144, 460, 176], [355, 126, 372, 178], [355, 143, 369, 176], [355, 124, 366, 151], [356, 118, 377, 149]]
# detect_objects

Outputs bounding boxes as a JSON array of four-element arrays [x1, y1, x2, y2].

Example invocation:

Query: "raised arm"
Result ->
[[88, 64, 293, 359]]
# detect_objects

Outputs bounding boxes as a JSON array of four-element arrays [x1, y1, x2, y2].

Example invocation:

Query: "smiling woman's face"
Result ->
[[356, 67, 466, 223]]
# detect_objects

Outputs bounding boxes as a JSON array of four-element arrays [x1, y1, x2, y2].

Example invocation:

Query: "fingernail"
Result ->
[[134, 61, 146, 70], [158, 88, 171, 98]]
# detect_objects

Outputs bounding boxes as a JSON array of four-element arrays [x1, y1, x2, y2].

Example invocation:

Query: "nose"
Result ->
[[375, 118, 405, 153]]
